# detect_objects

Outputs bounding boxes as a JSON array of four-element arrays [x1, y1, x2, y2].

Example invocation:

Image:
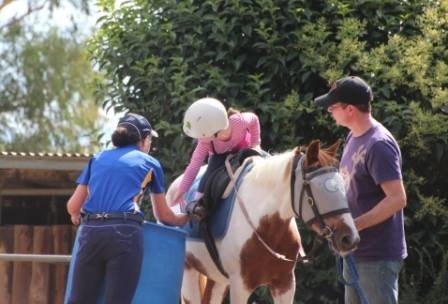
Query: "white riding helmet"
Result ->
[[183, 97, 229, 139]]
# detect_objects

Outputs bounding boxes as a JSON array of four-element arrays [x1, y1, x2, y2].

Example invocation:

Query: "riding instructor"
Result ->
[[66, 113, 188, 304]]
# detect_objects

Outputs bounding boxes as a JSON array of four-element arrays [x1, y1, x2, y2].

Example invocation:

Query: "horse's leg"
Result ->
[[228, 275, 252, 304], [201, 279, 229, 304], [270, 273, 296, 304], [181, 268, 204, 304]]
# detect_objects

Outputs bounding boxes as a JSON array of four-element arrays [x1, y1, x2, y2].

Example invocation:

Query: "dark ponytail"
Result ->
[[111, 126, 141, 147]]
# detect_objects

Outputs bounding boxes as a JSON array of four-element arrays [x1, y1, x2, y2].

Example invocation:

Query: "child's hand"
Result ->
[[170, 191, 185, 207]]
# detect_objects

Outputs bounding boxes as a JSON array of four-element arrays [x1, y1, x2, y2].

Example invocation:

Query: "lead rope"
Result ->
[[336, 254, 369, 304], [224, 156, 297, 263]]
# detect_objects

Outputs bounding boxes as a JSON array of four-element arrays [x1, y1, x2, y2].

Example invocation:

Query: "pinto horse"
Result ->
[[166, 140, 360, 303]]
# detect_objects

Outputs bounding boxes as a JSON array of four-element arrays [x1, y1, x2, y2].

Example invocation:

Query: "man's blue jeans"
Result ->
[[343, 259, 403, 304]]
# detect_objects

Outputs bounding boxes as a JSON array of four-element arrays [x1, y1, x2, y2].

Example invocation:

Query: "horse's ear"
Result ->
[[306, 140, 320, 165], [326, 139, 342, 158], [294, 146, 306, 155]]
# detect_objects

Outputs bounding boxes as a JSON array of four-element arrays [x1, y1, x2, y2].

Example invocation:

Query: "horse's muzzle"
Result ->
[[333, 226, 360, 255]]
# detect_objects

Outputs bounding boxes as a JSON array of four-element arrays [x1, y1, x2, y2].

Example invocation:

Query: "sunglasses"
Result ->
[[327, 103, 348, 111]]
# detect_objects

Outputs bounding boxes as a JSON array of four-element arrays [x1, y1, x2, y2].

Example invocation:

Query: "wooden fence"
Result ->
[[0, 225, 77, 304]]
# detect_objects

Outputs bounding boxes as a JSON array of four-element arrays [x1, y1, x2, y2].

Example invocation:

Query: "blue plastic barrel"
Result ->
[[64, 222, 186, 304]]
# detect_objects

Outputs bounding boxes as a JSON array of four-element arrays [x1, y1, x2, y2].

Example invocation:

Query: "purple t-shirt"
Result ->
[[340, 121, 407, 261]]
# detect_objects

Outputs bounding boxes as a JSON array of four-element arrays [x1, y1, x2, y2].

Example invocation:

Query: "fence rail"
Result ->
[[0, 253, 71, 263], [0, 225, 77, 304]]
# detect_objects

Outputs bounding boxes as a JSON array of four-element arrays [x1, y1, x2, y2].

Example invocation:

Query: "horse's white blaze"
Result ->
[[337, 213, 358, 257]]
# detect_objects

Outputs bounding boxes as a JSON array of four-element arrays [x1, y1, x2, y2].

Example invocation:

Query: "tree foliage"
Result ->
[[91, 0, 448, 302], [0, 0, 90, 30], [0, 0, 103, 153]]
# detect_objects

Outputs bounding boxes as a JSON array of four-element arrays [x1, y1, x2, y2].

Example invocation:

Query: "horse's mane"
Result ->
[[249, 150, 295, 185], [249, 146, 338, 185]]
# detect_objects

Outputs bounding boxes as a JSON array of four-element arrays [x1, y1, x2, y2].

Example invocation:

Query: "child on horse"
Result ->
[[172, 97, 262, 220]]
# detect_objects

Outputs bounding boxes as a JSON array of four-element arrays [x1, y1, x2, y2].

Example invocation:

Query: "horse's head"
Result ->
[[292, 140, 359, 256]]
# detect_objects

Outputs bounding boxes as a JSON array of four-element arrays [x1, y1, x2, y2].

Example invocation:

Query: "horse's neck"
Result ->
[[236, 154, 301, 257], [243, 153, 295, 220]]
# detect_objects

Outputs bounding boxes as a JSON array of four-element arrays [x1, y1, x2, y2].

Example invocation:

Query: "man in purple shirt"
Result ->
[[315, 76, 407, 304]]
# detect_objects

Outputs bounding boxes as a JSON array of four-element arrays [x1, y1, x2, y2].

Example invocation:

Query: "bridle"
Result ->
[[290, 153, 350, 240]]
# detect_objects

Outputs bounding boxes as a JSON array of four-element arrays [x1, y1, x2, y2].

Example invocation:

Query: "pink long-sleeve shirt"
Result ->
[[179, 112, 261, 194]]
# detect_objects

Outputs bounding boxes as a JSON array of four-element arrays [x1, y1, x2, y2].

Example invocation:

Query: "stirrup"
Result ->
[[185, 201, 206, 221]]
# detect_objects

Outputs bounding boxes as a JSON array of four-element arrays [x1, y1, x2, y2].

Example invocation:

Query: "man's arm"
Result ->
[[355, 179, 406, 231]]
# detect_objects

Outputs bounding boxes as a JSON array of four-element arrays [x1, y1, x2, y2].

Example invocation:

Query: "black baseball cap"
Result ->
[[118, 113, 159, 139], [314, 76, 373, 108]]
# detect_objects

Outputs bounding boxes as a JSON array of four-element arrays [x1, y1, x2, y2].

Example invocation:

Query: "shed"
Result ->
[[0, 152, 89, 304]]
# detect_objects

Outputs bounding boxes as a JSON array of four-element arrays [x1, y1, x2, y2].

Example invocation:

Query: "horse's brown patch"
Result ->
[[270, 272, 294, 298], [202, 280, 215, 304], [185, 252, 208, 276], [240, 213, 301, 294]]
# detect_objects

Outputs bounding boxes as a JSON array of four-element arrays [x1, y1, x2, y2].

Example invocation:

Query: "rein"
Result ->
[[224, 156, 297, 263], [336, 255, 370, 304]]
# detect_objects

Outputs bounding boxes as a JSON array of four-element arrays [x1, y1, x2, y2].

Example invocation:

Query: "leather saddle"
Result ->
[[201, 148, 262, 218]]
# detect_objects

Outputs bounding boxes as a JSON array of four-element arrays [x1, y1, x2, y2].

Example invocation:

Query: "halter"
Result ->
[[290, 154, 350, 239]]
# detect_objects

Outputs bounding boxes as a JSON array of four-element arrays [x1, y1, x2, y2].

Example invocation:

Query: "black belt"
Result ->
[[81, 212, 144, 224]]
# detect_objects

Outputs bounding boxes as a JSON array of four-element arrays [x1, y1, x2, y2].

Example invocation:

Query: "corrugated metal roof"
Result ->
[[0, 151, 92, 158], [0, 151, 92, 170]]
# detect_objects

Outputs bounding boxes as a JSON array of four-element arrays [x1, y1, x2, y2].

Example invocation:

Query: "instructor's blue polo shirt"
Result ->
[[77, 145, 165, 214]]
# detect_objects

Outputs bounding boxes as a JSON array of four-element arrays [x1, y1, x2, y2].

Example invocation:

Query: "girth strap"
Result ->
[[200, 222, 229, 277]]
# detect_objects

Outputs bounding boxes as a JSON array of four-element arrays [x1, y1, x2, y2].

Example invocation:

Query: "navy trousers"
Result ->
[[67, 219, 143, 304]]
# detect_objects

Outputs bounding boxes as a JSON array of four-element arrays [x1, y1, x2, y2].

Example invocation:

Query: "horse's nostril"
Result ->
[[341, 235, 352, 246], [339, 234, 360, 250]]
